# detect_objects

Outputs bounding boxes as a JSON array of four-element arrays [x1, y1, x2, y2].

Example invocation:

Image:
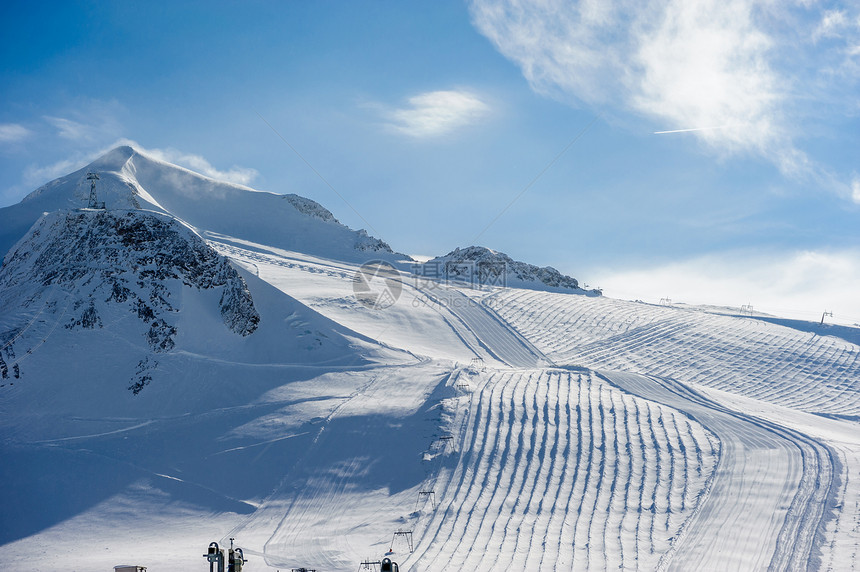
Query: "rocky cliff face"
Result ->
[[282, 193, 338, 223], [0, 209, 260, 392], [419, 246, 599, 294]]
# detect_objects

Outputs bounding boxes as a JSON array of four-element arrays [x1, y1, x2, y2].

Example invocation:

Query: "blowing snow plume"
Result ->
[[0, 145, 408, 266]]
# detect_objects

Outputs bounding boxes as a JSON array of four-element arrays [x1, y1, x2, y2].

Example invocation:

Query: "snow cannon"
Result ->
[[204, 539, 247, 572], [228, 547, 246, 572], [381, 557, 400, 572], [205, 542, 224, 572]]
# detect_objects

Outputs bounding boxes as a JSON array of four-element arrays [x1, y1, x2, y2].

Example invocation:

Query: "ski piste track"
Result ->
[[414, 282, 843, 570], [210, 243, 857, 571], [407, 369, 719, 571], [487, 289, 860, 416], [602, 372, 837, 571]]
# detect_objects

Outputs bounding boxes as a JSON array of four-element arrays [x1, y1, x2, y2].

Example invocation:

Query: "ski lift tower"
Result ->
[[86, 172, 105, 209]]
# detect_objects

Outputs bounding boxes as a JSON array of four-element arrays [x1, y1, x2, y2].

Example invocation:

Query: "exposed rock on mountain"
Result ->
[[0, 208, 259, 391], [420, 245, 600, 294]]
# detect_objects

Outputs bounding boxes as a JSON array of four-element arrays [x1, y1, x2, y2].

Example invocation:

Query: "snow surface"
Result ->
[[2, 147, 859, 571]]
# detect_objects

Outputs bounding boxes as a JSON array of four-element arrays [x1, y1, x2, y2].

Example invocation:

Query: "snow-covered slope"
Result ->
[[419, 245, 600, 294], [487, 289, 860, 416], [0, 145, 407, 266], [0, 208, 391, 417], [2, 153, 860, 572], [172, 242, 859, 571], [408, 369, 719, 570], [0, 207, 416, 568]]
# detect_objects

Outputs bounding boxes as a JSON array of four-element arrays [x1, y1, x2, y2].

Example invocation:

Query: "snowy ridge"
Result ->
[[0, 145, 408, 266], [0, 208, 388, 406], [282, 193, 338, 223], [420, 246, 599, 294]]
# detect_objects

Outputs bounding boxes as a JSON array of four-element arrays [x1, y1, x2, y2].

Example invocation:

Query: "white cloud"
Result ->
[[42, 98, 124, 144], [23, 157, 84, 188], [852, 176, 860, 204], [384, 90, 490, 137], [44, 116, 93, 141], [813, 10, 849, 42], [468, 0, 856, 194], [590, 248, 860, 326], [632, 1, 780, 156], [0, 123, 32, 143]]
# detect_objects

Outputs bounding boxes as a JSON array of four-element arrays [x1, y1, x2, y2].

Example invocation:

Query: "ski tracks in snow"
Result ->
[[206, 249, 850, 570], [412, 286, 547, 369]]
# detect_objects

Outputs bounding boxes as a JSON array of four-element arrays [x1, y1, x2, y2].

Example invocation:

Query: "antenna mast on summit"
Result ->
[[86, 172, 104, 209]]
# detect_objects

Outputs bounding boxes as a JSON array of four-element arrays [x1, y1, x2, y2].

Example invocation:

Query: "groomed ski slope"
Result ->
[[602, 371, 831, 571], [406, 369, 719, 571], [4, 230, 859, 570], [208, 243, 860, 570], [3, 148, 859, 571], [486, 289, 860, 415]]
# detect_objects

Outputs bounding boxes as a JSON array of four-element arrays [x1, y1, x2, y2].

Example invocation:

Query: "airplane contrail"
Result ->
[[654, 125, 737, 134]]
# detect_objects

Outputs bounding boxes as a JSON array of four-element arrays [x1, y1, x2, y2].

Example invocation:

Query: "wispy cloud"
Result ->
[[632, 1, 780, 156], [42, 98, 124, 144], [852, 176, 860, 204], [0, 123, 32, 143], [23, 157, 84, 188], [469, 0, 859, 197], [13, 99, 127, 189], [44, 117, 79, 140], [812, 10, 849, 42], [44, 116, 99, 141], [383, 90, 490, 137], [591, 248, 860, 325]]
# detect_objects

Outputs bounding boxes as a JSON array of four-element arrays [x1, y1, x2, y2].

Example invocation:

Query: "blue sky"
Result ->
[[1, 1, 859, 323]]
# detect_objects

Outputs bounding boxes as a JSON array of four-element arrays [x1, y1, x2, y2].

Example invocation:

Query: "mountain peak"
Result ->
[[86, 144, 138, 171], [1, 146, 410, 265]]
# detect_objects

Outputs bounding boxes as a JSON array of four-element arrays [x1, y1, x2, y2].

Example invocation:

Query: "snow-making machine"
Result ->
[[204, 539, 246, 572]]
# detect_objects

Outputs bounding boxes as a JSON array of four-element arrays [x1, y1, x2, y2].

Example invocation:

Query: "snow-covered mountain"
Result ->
[[0, 145, 407, 266], [2, 147, 859, 572], [0, 209, 256, 392], [419, 245, 600, 294], [0, 208, 391, 411]]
